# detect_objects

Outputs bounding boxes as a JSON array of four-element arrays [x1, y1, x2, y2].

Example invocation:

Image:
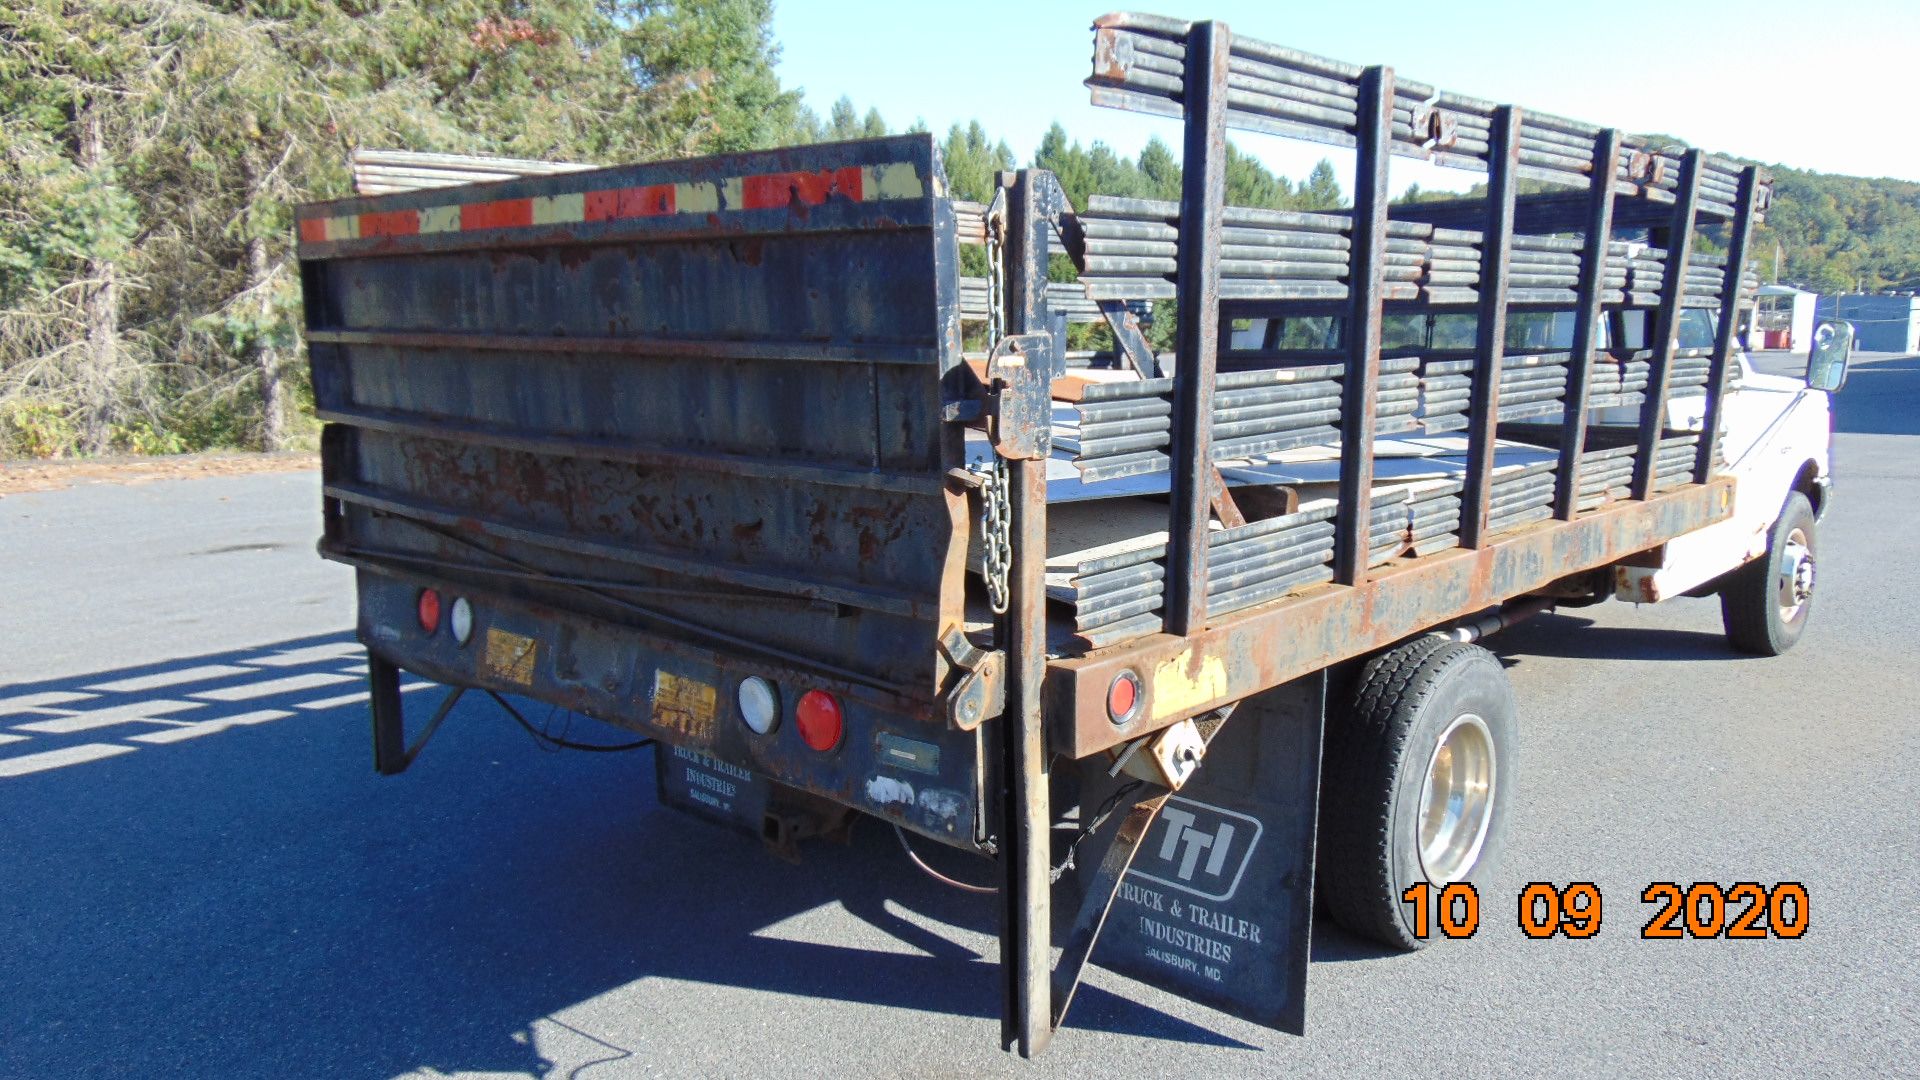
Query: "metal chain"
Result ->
[[980, 456, 1012, 614], [975, 200, 1014, 615], [985, 201, 1007, 348]]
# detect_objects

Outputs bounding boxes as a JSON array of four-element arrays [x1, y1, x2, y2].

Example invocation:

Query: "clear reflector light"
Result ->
[[449, 597, 473, 645], [737, 676, 779, 735]]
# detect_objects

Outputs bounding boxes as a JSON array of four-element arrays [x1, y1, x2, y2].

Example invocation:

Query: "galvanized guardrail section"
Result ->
[[1044, 12, 1770, 652], [349, 148, 595, 195], [1085, 11, 1766, 217]]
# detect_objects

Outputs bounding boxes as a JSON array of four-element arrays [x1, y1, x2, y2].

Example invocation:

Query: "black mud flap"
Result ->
[[1086, 673, 1326, 1034]]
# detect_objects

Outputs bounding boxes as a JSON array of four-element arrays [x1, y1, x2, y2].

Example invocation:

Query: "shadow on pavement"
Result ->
[[1829, 355, 1920, 437], [1486, 611, 1746, 665], [0, 632, 1252, 1079]]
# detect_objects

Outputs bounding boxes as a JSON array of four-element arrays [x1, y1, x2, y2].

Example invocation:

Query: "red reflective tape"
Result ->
[[741, 167, 862, 210], [585, 183, 675, 221], [359, 209, 420, 238], [460, 198, 533, 231], [297, 218, 329, 243]]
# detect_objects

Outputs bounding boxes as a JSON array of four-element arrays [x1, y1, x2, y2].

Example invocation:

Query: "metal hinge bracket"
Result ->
[[938, 626, 1005, 731]]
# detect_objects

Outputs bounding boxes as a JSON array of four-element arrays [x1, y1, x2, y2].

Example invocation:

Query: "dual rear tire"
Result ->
[[1318, 636, 1516, 950]]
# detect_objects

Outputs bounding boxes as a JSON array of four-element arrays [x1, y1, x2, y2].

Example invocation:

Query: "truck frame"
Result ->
[[296, 12, 1837, 1056]]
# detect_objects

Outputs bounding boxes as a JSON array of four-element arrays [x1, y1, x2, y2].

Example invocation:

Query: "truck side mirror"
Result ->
[[1806, 320, 1852, 392]]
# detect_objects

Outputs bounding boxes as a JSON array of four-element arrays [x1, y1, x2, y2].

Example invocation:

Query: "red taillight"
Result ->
[[417, 588, 442, 634], [1107, 671, 1141, 724], [795, 690, 843, 751]]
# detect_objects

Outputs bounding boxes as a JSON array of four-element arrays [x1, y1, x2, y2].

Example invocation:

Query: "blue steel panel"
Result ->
[[301, 134, 966, 734]]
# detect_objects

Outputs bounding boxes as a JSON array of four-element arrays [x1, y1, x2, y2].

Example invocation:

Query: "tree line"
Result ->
[[3, 3, 1912, 459], [2, 0, 804, 457]]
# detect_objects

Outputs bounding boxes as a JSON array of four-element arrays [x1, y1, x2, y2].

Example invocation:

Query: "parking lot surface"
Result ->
[[2, 354, 1915, 1078]]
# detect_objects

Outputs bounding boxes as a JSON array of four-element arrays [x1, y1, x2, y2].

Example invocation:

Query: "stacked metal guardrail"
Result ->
[[1409, 348, 1572, 433], [1033, 13, 1776, 651], [1072, 196, 1758, 315], [1574, 433, 1703, 508], [1076, 195, 1357, 302], [1625, 248, 1761, 308], [1055, 450, 1600, 648], [959, 279, 1103, 323], [1482, 459, 1559, 535], [1585, 354, 1652, 409], [1406, 479, 1466, 557], [1057, 356, 1421, 481], [1601, 346, 1731, 399], [1084, 12, 1761, 217], [1058, 494, 1410, 648], [348, 149, 594, 195]]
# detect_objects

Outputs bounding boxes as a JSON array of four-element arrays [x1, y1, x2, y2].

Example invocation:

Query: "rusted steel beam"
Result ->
[[1044, 477, 1735, 759], [1210, 467, 1247, 528], [1096, 299, 1161, 378], [1554, 128, 1623, 520], [1696, 165, 1764, 483], [1165, 20, 1231, 636], [1633, 149, 1703, 499], [302, 328, 939, 366], [317, 403, 939, 494], [1332, 64, 1394, 585], [1460, 105, 1521, 548], [323, 481, 933, 619], [997, 168, 1055, 1059], [1048, 789, 1172, 1029]]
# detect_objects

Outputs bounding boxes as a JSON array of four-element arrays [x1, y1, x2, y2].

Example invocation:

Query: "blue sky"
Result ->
[[772, 0, 1919, 195]]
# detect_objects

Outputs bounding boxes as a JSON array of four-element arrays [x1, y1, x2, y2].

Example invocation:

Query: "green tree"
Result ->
[[1137, 136, 1180, 200], [1297, 159, 1345, 210], [827, 96, 860, 140], [941, 121, 1014, 204], [0, 0, 163, 453]]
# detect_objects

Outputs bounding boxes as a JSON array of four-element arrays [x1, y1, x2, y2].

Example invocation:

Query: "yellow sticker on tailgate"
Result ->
[[1149, 649, 1229, 722], [652, 670, 718, 744], [483, 628, 539, 687]]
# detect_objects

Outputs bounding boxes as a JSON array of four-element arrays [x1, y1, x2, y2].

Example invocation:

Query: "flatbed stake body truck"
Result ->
[[295, 11, 1846, 1056]]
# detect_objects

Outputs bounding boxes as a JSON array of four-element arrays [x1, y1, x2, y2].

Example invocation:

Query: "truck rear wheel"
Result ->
[[1720, 491, 1816, 656], [1318, 637, 1517, 951]]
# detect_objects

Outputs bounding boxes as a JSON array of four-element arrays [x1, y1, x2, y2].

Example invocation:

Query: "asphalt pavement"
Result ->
[[2, 354, 1915, 1078]]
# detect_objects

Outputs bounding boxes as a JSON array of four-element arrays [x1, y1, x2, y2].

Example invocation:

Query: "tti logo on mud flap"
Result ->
[[1130, 797, 1264, 903]]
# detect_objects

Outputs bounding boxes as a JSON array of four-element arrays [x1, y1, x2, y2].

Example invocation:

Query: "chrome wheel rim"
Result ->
[[1418, 713, 1496, 884], [1778, 528, 1814, 623]]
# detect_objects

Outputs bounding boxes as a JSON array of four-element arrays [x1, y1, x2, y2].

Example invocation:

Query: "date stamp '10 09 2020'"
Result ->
[[1399, 881, 1811, 941]]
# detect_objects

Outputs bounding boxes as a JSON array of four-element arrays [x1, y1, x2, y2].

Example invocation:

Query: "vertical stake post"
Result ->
[[1553, 128, 1622, 520], [1333, 65, 1394, 584], [1633, 149, 1704, 499], [1696, 165, 1763, 483], [1165, 20, 1229, 636], [1461, 105, 1521, 549], [996, 168, 1054, 1059]]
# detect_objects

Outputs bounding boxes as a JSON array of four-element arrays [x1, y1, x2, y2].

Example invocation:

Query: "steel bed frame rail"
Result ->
[[993, 15, 1765, 1054]]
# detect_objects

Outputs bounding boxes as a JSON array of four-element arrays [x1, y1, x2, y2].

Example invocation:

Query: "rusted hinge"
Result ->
[[938, 626, 1005, 731]]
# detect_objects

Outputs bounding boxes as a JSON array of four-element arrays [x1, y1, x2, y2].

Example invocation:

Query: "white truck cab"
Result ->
[[1614, 322, 1852, 654]]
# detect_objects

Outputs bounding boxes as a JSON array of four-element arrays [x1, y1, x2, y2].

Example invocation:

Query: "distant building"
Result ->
[[1815, 293, 1920, 354], [1750, 285, 1817, 351]]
